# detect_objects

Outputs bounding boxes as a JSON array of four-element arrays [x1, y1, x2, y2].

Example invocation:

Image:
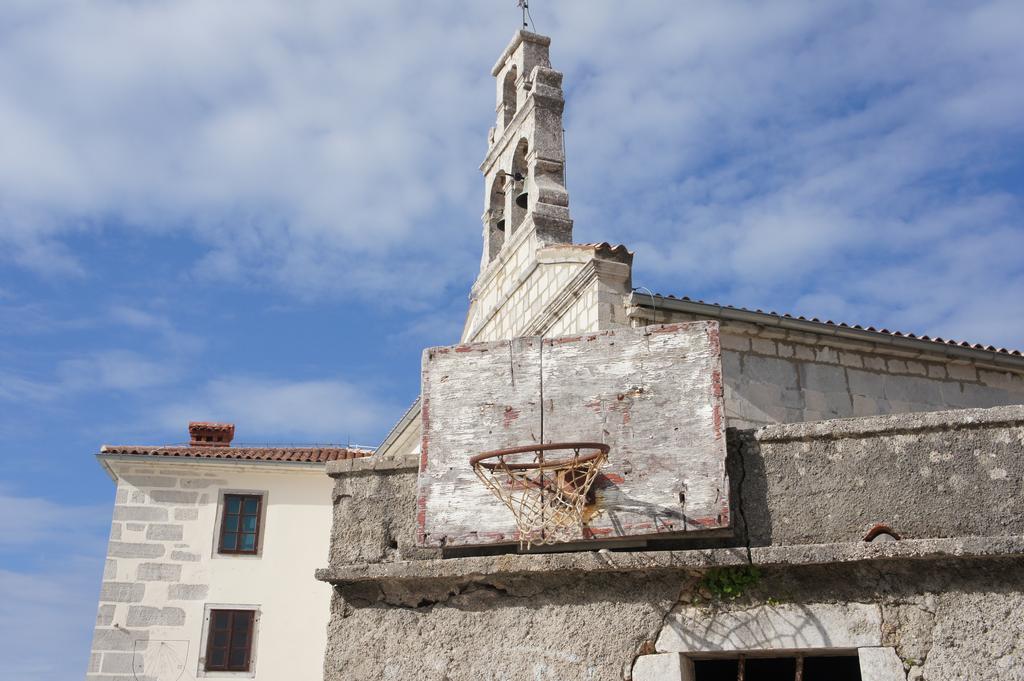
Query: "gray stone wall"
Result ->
[[321, 405, 1024, 680], [635, 312, 1024, 428], [328, 454, 433, 566], [323, 557, 1024, 681], [720, 328, 1024, 427], [734, 405, 1024, 547]]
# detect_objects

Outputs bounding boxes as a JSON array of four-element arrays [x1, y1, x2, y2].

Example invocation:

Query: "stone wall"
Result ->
[[464, 236, 631, 343], [322, 555, 1023, 681], [320, 405, 1024, 680], [650, 315, 1024, 428], [734, 405, 1024, 547], [328, 455, 429, 566]]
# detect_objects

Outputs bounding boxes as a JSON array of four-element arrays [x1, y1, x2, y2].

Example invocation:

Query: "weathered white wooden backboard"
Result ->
[[416, 321, 730, 548]]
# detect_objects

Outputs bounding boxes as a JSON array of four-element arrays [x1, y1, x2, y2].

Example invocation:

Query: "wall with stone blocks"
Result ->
[[639, 313, 1024, 428], [468, 257, 586, 342], [87, 460, 334, 680]]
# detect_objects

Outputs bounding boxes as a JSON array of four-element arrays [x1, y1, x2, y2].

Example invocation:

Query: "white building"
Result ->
[[86, 422, 369, 680]]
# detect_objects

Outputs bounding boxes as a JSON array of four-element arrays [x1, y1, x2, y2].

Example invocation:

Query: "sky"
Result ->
[[1, 1, 1022, 678]]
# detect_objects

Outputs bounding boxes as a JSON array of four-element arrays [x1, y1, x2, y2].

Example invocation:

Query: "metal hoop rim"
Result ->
[[470, 442, 609, 471]]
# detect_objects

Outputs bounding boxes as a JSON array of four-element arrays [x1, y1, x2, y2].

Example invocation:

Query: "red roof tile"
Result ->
[[100, 445, 373, 464]]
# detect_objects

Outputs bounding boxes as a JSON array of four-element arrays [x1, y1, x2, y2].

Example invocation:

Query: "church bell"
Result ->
[[513, 172, 528, 209]]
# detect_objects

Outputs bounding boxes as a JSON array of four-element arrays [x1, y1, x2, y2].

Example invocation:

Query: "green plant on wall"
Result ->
[[701, 566, 761, 601]]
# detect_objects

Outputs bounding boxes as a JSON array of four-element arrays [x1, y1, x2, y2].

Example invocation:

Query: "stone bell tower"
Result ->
[[479, 30, 572, 270], [462, 31, 633, 343]]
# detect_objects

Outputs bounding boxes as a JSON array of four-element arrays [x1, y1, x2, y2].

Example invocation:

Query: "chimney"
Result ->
[[189, 422, 235, 447]]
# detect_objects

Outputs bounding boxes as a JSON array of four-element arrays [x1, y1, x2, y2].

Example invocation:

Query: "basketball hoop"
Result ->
[[470, 442, 610, 549]]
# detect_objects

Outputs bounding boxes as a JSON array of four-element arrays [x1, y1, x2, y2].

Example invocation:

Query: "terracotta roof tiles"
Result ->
[[99, 445, 373, 464]]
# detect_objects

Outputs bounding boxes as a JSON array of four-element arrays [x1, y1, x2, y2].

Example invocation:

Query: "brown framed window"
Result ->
[[218, 494, 262, 554], [204, 609, 255, 672]]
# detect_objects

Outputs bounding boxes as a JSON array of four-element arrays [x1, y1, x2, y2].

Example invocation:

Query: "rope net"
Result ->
[[471, 443, 609, 549]]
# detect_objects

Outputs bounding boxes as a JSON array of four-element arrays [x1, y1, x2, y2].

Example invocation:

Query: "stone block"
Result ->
[[145, 524, 183, 541], [168, 584, 209, 600], [126, 605, 186, 627], [887, 359, 907, 373], [839, 351, 864, 368], [794, 344, 816, 361], [99, 582, 145, 603], [89, 652, 101, 673], [815, 346, 839, 363], [882, 375, 943, 405], [170, 550, 201, 562], [743, 356, 798, 390], [947, 363, 978, 382], [720, 333, 750, 352], [174, 507, 199, 521], [802, 390, 852, 418], [750, 338, 776, 355], [777, 343, 794, 358], [130, 490, 147, 503], [905, 361, 926, 376], [927, 364, 947, 379], [848, 368, 885, 397], [113, 506, 168, 522], [121, 475, 177, 488], [960, 383, 1012, 408], [979, 369, 1017, 390], [137, 563, 182, 581], [109, 523, 122, 540], [150, 490, 200, 504], [115, 488, 128, 504], [101, 652, 136, 674], [92, 627, 148, 652], [656, 602, 882, 653], [104, 559, 117, 580], [800, 363, 848, 394], [97, 604, 116, 626], [858, 647, 906, 681], [108, 542, 165, 559], [633, 653, 693, 681], [863, 355, 887, 370]]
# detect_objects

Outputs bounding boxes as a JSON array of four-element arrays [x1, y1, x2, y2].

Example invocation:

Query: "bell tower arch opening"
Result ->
[[501, 66, 518, 128], [486, 171, 507, 261], [510, 139, 529, 232]]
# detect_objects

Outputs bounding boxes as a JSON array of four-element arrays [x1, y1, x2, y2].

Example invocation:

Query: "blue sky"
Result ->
[[1, 1, 1023, 678]]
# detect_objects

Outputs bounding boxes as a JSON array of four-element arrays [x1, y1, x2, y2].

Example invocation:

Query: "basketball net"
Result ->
[[471, 443, 608, 549]]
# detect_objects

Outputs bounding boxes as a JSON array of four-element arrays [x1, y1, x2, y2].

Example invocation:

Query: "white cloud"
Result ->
[[0, 488, 108, 549], [0, 562, 105, 681], [0, 0, 1021, 344], [0, 350, 178, 403], [0, 489, 109, 680], [157, 375, 398, 445]]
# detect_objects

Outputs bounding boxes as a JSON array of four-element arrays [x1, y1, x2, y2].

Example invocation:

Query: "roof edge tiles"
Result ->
[[628, 292, 1024, 367], [99, 445, 374, 464]]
